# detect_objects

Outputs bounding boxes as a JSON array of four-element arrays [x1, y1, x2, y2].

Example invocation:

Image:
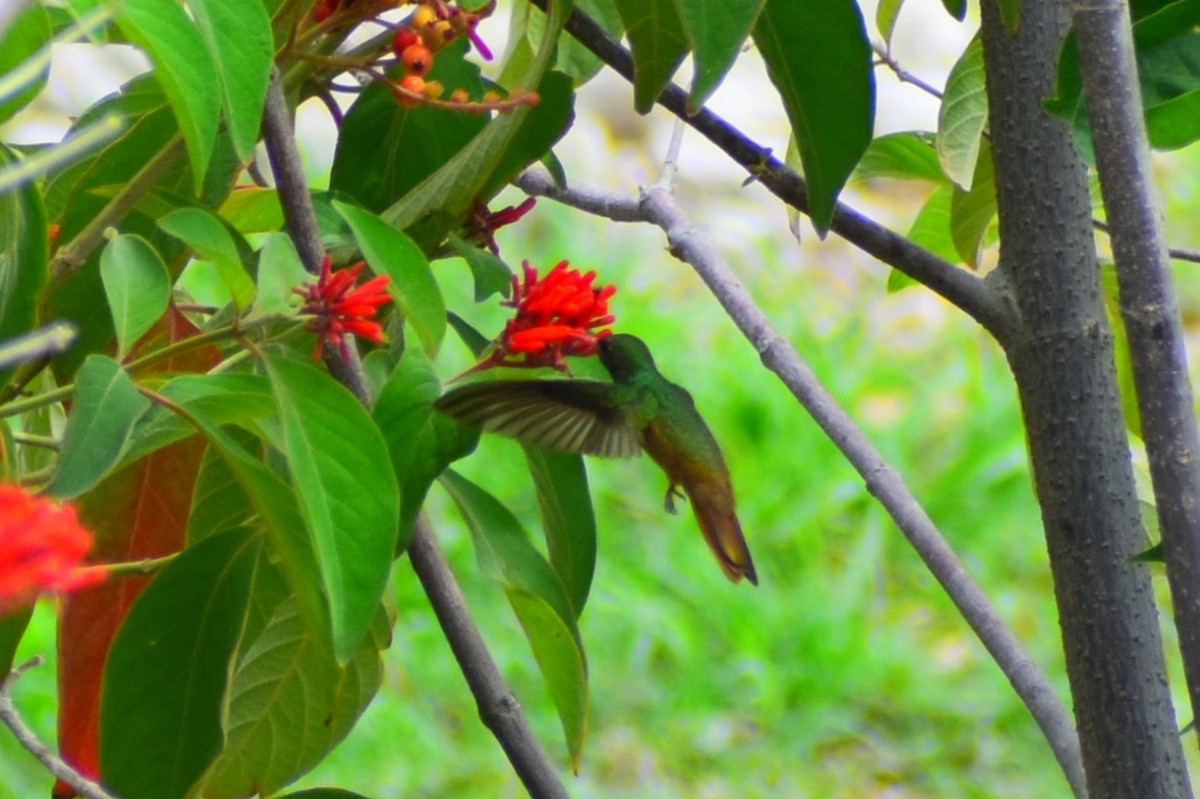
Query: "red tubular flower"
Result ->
[[0, 485, 104, 613], [295, 256, 393, 360], [468, 260, 616, 373]]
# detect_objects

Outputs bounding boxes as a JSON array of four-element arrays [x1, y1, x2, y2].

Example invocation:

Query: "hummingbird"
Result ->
[[434, 333, 758, 585]]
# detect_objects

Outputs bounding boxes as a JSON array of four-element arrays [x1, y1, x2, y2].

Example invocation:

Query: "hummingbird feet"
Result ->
[[663, 485, 686, 515]]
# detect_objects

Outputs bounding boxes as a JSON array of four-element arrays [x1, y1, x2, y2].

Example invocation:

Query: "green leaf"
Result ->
[[949, 140, 997, 268], [373, 347, 479, 546], [100, 528, 261, 799], [441, 469, 588, 767], [331, 40, 488, 214], [525, 449, 597, 617], [676, 0, 766, 110], [275, 790, 375, 799], [1050, 0, 1200, 153], [613, 0, 690, 113], [121, 372, 276, 467], [481, 70, 576, 199], [186, 0, 272, 161], [502, 0, 624, 86], [187, 445, 251, 545], [116, 0, 220, 190], [890, 183, 956, 290], [448, 233, 513, 301], [0, 607, 33, 675], [0, 143, 47, 388], [49, 355, 152, 499], [334, 201, 446, 355], [852, 131, 947, 184], [159, 207, 256, 309], [252, 232, 307, 317], [380, 1, 569, 233], [201, 559, 385, 798], [262, 348, 400, 662], [181, 403, 332, 653], [99, 233, 171, 359], [0, 3, 51, 124], [937, 37, 987, 191], [876, 0, 905, 46], [753, 0, 874, 235], [941, 0, 967, 20], [219, 187, 284, 234]]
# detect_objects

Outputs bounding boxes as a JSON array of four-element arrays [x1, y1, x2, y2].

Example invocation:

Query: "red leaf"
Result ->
[[54, 305, 218, 797]]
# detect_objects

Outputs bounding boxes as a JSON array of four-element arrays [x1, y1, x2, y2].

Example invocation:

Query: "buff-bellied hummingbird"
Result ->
[[434, 334, 758, 585]]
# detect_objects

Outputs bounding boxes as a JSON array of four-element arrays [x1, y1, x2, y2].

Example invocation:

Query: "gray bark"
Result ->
[[980, 1, 1192, 797]]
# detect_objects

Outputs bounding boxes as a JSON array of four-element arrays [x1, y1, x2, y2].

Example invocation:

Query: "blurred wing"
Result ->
[[434, 379, 642, 458]]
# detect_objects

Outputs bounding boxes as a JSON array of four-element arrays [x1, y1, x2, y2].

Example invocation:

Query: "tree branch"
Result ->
[[0, 657, 116, 799], [260, 68, 569, 798], [517, 166, 1087, 799], [525, 0, 1016, 342], [1070, 0, 1200, 738], [407, 516, 570, 799]]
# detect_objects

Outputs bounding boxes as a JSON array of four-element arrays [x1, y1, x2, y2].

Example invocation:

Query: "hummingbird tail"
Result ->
[[688, 485, 758, 585]]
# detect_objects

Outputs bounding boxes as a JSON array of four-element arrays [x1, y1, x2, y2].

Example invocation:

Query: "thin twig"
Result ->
[[0, 658, 116, 799], [1093, 219, 1200, 264], [407, 516, 570, 799], [516, 166, 1087, 797], [526, 0, 1016, 342], [871, 42, 945, 100]]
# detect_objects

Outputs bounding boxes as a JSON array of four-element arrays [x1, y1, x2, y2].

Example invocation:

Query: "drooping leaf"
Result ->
[[480, 70, 576, 200], [613, 0, 690, 113], [115, 0, 220, 189], [502, 0, 624, 86], [676, 0, 766, 110], [0, 2, 52, 124], [200, 560, 387, 798], [333, 201, 446, 356], [525, 449, 597, 617], [441, 469, 589, 768], [99, 233, 171, 359], [373, 347, 479, 545], [262, 347, 400, 662], [852, 131, 948, 184], [100, 528, 261, 799], [937, 37, 987, 191], [448, 233, 513, 301], [949, 140, 997, 268], [186, 0, 272, 161], [158, 206, 255, 309], [48, 355, 152, 499], [888, 183, 957, 291], [753, 0, 874, 235], [0, 142, 47, 388]]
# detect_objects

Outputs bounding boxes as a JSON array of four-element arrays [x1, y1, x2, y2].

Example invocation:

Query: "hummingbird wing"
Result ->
[[434, 379, 643, 458]]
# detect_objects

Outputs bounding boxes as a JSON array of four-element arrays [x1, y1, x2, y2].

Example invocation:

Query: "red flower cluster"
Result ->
[[295, 256, 392, 359], [473, 260, 616, 372], [0, 485, 103, 613]]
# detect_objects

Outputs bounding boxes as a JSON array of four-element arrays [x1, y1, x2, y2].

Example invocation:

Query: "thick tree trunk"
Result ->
[[980, 1, 1192, 797]]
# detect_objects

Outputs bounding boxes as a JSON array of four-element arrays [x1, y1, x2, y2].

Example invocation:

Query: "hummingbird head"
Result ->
[[598, 334, 657, 381]]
